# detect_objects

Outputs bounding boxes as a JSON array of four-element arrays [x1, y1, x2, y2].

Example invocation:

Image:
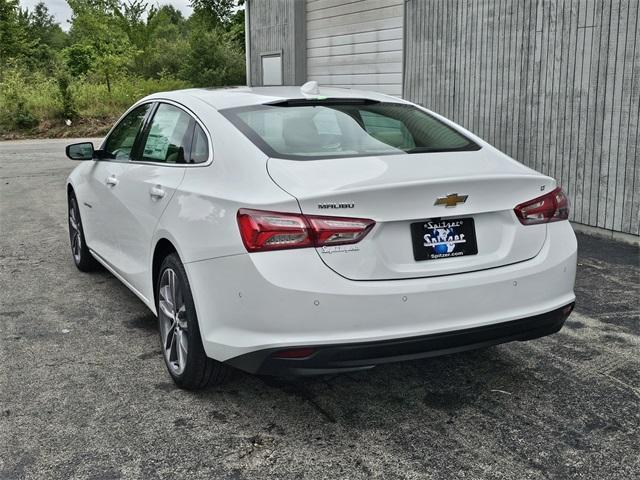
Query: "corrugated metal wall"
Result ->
[[404, 0, 639, 235], [306, 0, 404, 96], [247, 0, 305, 85]]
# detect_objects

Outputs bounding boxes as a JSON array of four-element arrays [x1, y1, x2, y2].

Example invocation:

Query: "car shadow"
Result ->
[[94, 266, 538, 425], [196, 344, 536, 428]]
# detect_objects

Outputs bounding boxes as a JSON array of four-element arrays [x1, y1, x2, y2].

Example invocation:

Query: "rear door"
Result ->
[[108, 102, 207, 300]]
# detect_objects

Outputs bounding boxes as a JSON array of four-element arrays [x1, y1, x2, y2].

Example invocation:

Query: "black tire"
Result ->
[[68, 193, 100, 272], [156, 253, 231, 389]]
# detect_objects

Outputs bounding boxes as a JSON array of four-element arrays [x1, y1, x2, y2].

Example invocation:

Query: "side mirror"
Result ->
[[66, 142, 95, 161]]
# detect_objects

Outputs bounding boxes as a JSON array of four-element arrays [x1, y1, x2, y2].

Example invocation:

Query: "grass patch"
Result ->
[[0, 69, 192, 139]]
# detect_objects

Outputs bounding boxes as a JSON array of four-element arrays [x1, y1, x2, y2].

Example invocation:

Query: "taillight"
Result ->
[[237, 209, 313, 251], [237, 208, 375, 252], [305, 216, 374, 246], [514, 187, 570, 225]]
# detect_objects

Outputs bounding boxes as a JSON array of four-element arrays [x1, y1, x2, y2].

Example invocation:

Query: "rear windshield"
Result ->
[[220, 100, 479, 160]]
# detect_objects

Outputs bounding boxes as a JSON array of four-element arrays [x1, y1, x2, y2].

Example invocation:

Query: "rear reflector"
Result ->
[[514, 187, 570, 225], [237, 208, 374, 252], [272, 348, 316, 359]]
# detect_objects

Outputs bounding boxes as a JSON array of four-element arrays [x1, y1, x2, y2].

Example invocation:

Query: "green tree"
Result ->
[[67, 0, 138, 92], [63, 43, 96, 76], [27, 2, 67, 49], [190, 0, 236, 26], [24, 2, 68, 70], [0, 0, 36, 65], [226, 8, 245, 51], [0, 0, 247, 134], [148, 4, 186, 29], [113, 0, 154, 73], [181, 27, 245, 87], [189, 1, 245, 51], [141, 5, 189, 78], [144, 35, 190, 80]]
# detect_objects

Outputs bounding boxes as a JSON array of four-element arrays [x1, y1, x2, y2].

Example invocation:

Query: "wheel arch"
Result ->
[[150, 236, 208, 349], [152, 238, 179, 307]]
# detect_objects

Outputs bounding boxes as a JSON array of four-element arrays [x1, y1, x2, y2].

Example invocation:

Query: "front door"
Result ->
[[83, 103, 153, 266], [82, 160, 127, 263]]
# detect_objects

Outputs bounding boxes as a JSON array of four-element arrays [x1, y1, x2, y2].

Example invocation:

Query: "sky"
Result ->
[[19, 0, 194, 30]]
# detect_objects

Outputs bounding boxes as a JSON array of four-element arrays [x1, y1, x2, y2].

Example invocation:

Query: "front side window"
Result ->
[[221, 101, 479, 160], [140, 104, 194, 164], [103, 104, 151, 160]]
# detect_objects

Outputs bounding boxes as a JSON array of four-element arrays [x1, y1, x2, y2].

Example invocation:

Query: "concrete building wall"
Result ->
[[404, 0, 640, 235], [305, 0, 405, 96]]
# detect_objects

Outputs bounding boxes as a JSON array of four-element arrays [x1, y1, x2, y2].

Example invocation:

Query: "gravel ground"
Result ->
[[1, 138, 639, 480]]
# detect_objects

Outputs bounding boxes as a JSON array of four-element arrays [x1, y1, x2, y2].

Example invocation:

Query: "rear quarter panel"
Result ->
[[154, 107, 299, 265]]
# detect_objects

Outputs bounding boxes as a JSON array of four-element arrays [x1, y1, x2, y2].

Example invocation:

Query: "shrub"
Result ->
[[63, 44, 95, 77], [181, 27, 245, 87], [56, 72, 77, 120], [13, 101, 40, 129], [0, 67, 39, 131], [143, 35, 190, 80], [69, 75, 190, 119]]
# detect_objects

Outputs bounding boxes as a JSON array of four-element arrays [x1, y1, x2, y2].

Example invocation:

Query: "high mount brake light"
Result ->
[[237, 209, 375, 252], [514, 187, 570, 225]]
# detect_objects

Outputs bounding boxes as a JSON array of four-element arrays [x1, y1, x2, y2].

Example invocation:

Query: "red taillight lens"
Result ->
[[237, 209, 375, 252], [306, 216, 374, 246], [237, 209, 313, 252], [514, 187, 570, 225]]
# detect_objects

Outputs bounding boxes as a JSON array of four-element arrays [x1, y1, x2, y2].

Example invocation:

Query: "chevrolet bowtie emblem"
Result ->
[[434, 193, 468, 207]]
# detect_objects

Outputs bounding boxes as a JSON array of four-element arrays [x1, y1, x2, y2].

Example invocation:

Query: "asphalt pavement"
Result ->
[[0, 138, 638, 480]]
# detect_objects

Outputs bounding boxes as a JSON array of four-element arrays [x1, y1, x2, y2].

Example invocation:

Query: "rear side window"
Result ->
[[140, 104, 193, 164], [221, 101, 479, 160], [188, 124, 209, 164], [103, 104, 151, 160]]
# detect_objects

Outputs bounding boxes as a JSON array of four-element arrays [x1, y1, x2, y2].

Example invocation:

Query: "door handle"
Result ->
[[106, 175, 118, 187], [149, 185, 166, 199]]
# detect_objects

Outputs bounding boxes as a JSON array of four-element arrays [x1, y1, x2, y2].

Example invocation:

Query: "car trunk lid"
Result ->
[[267, 149, 553, 280]]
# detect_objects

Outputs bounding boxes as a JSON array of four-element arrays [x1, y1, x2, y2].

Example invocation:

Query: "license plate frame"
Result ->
[[410, 217, 478, 261]]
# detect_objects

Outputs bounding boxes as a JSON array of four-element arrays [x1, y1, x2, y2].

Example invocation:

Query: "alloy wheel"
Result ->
[[158, 268, 189, 375], [69, 201, 82, 263]]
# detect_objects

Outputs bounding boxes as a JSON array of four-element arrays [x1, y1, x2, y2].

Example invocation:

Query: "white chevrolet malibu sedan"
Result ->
[[65, 84, 577, 389]]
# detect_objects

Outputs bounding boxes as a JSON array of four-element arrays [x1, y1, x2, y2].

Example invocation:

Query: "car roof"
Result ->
[[144, 86, 408, 111]]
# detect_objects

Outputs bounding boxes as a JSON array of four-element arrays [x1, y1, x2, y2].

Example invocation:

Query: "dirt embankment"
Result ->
[[0, 117, 116, 141]]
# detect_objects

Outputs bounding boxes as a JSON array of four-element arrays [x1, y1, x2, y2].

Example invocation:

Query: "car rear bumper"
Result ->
[[185, 221, 577, 363], [225, 303, 574, 375]]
